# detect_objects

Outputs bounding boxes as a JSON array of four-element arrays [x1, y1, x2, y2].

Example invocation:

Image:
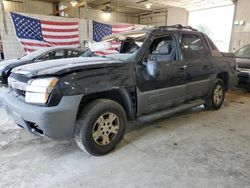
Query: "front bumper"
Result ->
[[3, 92, 83, 139], [237, 72, 250, 89]]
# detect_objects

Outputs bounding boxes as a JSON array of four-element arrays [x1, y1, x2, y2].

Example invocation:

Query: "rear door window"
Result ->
[[182, 33, 210, 60], [67, 50, 80, 58], [53, 50, 65, 59], [204, 35, 222, 57]]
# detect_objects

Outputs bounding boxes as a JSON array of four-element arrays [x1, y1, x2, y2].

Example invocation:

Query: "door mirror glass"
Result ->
[[145, 60, 158, 79]]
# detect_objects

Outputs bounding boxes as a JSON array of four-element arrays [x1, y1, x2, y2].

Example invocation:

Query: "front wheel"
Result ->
[[74, 99, 127, 156], [205, 79, 226, 110]]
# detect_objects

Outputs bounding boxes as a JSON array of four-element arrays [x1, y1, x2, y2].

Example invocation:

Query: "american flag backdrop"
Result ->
[[93, 21, 134, 55], [10, 12, 81, 53]]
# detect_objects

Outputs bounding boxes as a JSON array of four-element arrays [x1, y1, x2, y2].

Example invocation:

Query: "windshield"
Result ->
[[86, 30, 149, 61], [235, 45, 250, 59]]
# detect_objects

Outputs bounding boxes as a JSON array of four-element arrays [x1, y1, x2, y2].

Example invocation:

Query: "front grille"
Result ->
[[11, 73, 30, 83], [13, 88, 26, 97], [8, 73, 30, 99]]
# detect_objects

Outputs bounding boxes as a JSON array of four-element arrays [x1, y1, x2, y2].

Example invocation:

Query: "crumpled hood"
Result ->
[[12, 57, 124, 77]]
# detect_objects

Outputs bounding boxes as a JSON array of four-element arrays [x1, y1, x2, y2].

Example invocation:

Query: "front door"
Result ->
[[136, 34, 187, 115]]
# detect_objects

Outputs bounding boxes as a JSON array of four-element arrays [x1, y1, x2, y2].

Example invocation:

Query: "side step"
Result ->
[[136, 99, 205, 123]]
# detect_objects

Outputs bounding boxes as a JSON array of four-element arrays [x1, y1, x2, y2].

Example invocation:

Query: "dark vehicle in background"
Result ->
[[0, 47, 84, 84], [3, 25, 238, 156], [234, 44, 250, 89]]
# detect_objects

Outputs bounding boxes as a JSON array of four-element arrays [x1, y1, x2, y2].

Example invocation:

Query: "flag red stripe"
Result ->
[[47, 41, 80, 46], [22, 41, 80, 48], [42, 28, 78, 32], [43, 34, 79, 39], [112, 25, 134, 29], [41, 20, 78, 26], [112, 31, 122, 34], [21, 42, 51, 47], [24, 48, 36, 52]]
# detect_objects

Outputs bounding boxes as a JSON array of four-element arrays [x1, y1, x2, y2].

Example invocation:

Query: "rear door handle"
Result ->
[[203, 65, 209, 70]]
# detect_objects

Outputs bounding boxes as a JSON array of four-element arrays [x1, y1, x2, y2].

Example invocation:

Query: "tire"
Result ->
[[74, 99, 127, 156], [205, 78, 226, 110]]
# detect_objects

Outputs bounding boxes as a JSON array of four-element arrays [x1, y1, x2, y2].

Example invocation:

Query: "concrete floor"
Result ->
[[0, 87, 250, 188]]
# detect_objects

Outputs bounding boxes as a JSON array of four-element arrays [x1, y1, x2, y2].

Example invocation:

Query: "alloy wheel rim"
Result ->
[[213, 85, 223, 105], [92, 112, 120, 146]]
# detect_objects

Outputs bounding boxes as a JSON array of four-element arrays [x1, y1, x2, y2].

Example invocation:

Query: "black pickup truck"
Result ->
[[3, 25, 238, 156]]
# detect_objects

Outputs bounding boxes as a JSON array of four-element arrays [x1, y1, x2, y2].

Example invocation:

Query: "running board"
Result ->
[[136, 99, 205, 123]]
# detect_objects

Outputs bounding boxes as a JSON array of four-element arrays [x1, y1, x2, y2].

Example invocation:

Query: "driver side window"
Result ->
[[148, 36, 177, 62]]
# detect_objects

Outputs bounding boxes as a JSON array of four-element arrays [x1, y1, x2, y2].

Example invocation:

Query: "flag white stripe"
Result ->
[[19, 39, 49, 44], [42, 31, 79, 36], [43, 38, 80, 43], [41, 24, 78, 30], [22, 44, 80, 50], [20, 38, 80, 44]]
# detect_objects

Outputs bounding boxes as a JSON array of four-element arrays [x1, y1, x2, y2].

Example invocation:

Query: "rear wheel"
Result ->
[[74, 99, 127, 156], [205, 79, 225, 110]]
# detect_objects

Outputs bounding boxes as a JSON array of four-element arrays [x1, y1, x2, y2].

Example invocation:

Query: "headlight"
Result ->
[[25, 77, 58, 104]]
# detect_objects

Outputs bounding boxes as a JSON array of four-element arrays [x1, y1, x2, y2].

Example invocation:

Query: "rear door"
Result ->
[[181, 32, 212, 100]]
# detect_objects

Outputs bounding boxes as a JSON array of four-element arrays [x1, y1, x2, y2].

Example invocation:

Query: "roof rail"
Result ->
[[159, 24, 198, 31]]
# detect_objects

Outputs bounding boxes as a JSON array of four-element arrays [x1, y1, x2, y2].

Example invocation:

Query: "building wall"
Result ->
[[140, 12, 167, 26], [0, 11, 89, 59], [230, 0, 250, 51], [139, 7, 188, 26], [1, 0, 139, 24], [167, 7, 189, 26], [59, 2, 139, 24], [2, 0, 53, 15], [0, 10, 145, 59], [0, 0, 188, 59], [0, 1, 141, 59], [79, 8, 138, 24]]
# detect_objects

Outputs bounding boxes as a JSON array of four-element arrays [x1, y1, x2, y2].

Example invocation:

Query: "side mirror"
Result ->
[[144, 60, 159, 79]]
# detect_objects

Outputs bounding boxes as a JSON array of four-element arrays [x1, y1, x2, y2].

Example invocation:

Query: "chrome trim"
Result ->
[[238, 68, 250, 74], [8, 77, 27, 91], [12, 70, 31, 75]]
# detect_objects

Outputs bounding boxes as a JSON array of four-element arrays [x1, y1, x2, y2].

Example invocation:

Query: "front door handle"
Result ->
[[179, 65, 187, 71]]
